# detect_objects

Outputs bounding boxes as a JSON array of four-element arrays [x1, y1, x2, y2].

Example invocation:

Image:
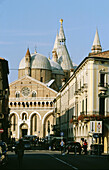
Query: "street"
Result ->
[[2, 150, 109, 170]]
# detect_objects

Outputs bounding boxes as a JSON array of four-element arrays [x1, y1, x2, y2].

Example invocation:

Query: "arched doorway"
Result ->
[[43, 114, 54, 137], [20, 123, 28, 138]]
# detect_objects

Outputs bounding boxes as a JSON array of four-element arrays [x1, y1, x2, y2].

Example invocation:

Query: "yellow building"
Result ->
[[54, 29, 109, 153]]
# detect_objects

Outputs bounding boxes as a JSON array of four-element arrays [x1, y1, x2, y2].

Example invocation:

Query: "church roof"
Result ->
[[9, 75, 58, 94], [58, 45, 73, 70], [49, 60, 64, 75], [31, 53, 51, 70], [19, 52, 51, 70]]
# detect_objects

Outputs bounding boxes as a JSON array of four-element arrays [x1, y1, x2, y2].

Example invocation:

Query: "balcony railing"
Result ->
[[98, 83, 108, 92], [9, 97, 54, 102]]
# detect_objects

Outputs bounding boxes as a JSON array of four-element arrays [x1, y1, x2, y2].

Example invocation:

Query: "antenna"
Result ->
[[34, 45, 37, 53]]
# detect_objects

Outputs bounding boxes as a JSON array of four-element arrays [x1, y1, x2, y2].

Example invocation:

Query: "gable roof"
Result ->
[[9, 75, 58, 94]]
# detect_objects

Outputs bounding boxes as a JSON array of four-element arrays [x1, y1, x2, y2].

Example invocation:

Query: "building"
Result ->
[[9, 19, 73, 140], [0, 57, 9, 142], [54, 29, 109, 153]]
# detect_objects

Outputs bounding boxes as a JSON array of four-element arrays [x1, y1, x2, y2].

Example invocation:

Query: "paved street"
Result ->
[[1, 150, 109, 170]]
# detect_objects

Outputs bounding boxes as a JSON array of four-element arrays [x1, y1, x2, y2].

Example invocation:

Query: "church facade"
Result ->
[[9, 19, 73, 140]]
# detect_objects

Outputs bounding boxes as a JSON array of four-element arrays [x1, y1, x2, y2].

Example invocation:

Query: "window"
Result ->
[[86, 98, 87, 115], [99, 97, 105, 116], [32, 91, 36, 97], [48, 120, 50, 133], [22, 113, 27, 120], [16, 92, 20, 98], [40, 77, 43, 82], [13, 115, 16, 131], [100, 74, 105, 87], [77, 104, 78, 118], [11, 114, 16, 131], [82, 100, 84, 113], [34, 115, 37, 131]]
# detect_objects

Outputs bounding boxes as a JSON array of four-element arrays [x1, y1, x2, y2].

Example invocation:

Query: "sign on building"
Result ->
[[60, 132, 64, 136], [90, 121, 102, 133]]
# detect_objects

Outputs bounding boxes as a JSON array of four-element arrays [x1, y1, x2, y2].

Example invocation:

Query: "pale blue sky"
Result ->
[[0, 0, 109, 83]]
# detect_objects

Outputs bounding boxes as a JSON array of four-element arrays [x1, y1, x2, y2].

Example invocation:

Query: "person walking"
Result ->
[[16, 139, 24, 169], [83, 140, 88, 155], [60, 139, 65, 155]]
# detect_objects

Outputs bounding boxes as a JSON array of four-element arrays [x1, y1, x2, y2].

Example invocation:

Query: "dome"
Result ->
[[49, 60, 64, 75], [19, 57, 25, 69], [19, 53, 51, 70], [31, 53, 51, 70]]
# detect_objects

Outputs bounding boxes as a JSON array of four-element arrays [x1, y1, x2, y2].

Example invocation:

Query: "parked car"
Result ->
[[23, 140, 31, 150], [90, 144, 103, 155], [0, 141, 8, 167], [66, 141, 81, 154]]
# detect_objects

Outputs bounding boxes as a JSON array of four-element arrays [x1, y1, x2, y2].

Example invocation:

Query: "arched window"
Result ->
[[48, 120, 50, 133], [31, 114, 37, 134], [50, 102, 53, 107], [13, 115, 16, 131], [16, 91, 20, 98], [22, 113, 27, 121], [46, 102, 49, 106], [32, 91, 36, 97], [11, 114, 16, 131], [38, 102, 40, 106], [34, 115, 37, 131]]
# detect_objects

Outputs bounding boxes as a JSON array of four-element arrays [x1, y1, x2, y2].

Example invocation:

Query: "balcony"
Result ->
[[70, 116, 78, 124], [98, 83, 108, 92]]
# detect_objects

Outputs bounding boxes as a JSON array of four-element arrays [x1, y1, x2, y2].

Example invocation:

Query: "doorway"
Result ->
[[22, 129, 27, 137]]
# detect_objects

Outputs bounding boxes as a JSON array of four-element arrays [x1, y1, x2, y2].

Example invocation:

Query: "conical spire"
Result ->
[[26, 48, 30, 56], [53, 31, 59, 51], [58, 19, 66, 43], [91, 28, 102, 53]]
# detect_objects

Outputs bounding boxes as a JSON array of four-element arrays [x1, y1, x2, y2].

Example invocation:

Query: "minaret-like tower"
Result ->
[[53, 31, 59, 52], [91, 29, 102, 53], [52, 31, 59, 62], [25, 48, 31, 76], [58, 19, 66, 45], [52, 50, 58, 62]]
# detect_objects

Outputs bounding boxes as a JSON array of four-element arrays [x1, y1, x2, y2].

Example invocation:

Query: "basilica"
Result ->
[[9, 19, 73, 139]]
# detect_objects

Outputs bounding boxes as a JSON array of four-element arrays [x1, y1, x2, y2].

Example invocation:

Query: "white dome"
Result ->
[[50, 60, 64, 75], [19, 53, 51, 70]]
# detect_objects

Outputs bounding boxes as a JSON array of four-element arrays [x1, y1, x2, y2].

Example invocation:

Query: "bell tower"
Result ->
[[25, 48, 31, 76]]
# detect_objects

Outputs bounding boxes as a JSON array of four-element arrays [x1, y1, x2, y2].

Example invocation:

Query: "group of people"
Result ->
[[60, 139, 88, 155]]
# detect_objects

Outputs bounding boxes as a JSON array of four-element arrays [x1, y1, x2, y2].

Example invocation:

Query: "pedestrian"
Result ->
[[16, 139, 24, 169], [83, 139, 88, 155], [60, 139, 65, 155]]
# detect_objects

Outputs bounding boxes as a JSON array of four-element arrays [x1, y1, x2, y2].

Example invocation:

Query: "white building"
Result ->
[[54, 29, 109, 153]]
